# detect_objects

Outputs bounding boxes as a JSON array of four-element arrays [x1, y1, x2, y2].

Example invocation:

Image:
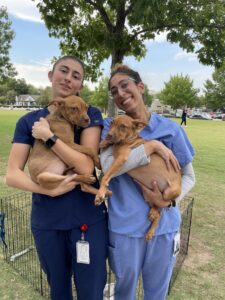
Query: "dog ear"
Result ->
[[53, 98, 66, 107], [132, 119, 148, 130]]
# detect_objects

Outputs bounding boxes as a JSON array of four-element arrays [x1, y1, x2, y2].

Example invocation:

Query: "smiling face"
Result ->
[[109, 73, 145, 115], [48, 58, 84, 98]]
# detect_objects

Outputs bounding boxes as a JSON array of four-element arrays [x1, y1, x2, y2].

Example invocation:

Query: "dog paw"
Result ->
[[146, 230, 154, 241], [94, 195, 104, 206], [88, 175, 96, 184], [148, 208, 160, 222]]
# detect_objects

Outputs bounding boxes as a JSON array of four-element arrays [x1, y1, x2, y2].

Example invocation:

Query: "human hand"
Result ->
[[135, 179, 172, 208], [144, 140, 180, 172], [32, 117, 53, 141], [47, 174, 79, 197]]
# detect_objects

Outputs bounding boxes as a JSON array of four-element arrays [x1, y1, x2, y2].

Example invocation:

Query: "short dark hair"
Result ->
[[109, 64, 142, 89], [52, 55, 85, 79]]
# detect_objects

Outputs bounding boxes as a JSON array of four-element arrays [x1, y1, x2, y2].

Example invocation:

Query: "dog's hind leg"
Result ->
[[162, 180, 181, 201], [146, 207, 161, 241], [37, 172, 68, 189], [37, 172, 97, 190]]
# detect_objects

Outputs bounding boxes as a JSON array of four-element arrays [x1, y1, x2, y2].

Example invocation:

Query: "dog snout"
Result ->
[[79, 115, 90, 127], [105, 133, 113, 141]]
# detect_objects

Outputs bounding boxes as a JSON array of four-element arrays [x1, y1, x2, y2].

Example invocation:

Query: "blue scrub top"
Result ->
[[102, 113, 195, 237], [13, 106, 107, 230]]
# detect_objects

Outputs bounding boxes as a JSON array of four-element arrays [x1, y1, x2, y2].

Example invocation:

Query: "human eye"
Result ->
[[60, 67, 68, 73], [73, 73, 82, 81], [110, 88, 118, 97], [120, 80, 129, 90]]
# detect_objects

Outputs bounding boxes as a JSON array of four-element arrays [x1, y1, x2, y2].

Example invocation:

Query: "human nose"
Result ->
[[117, 85, 126, 97], [65, 72, 72, 82]]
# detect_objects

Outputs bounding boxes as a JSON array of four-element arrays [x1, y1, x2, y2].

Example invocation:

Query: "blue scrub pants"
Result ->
[[108, 231, 177, 300], [32, 219, 108, 300]]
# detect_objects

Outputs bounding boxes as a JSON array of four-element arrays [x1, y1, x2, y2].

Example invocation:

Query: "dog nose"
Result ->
[[106, 133, 113, 140], [83, 117, 90, 123]]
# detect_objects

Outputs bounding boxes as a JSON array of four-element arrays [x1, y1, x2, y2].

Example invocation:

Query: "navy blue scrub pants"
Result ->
[[32, 219, 108, 300]]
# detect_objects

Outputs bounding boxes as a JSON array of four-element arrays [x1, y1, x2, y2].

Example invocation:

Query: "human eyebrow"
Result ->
[[59, 65, 69, 71], [59, 65, 82, 79], [110, 79, 127, 90]]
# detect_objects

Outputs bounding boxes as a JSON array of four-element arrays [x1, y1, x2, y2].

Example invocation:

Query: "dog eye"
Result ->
[[71, 107, 79, 112], [119, 124, 126, 130]]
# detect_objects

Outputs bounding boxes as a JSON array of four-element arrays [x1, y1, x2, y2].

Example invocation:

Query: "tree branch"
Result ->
[[127, 22, 225, 44], [84, 0, 114, 32]]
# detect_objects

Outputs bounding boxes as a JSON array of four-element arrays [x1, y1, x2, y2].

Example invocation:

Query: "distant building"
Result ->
[[150, 99, 174, 115], [15, 95, 39, 107]]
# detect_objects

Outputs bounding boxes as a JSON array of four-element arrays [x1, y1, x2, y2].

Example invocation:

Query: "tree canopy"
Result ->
[[204, 63, 225, 111], [159, 74, 199, 109], [0, 6, 17, 82], [36, 0, 225, 81]]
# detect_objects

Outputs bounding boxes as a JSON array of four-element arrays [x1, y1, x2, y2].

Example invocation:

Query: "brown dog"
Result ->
[[95, 115, 181, 240], [28, 95, 100, 189]]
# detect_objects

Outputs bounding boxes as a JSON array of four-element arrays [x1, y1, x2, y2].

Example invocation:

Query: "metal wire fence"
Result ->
[[0, 192, 194, 299]]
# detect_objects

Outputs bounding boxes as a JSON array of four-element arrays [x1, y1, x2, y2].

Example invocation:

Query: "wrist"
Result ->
[[144, 141, 155, 156], [45, 135, 58, 148], [42, 131, 54, 142]]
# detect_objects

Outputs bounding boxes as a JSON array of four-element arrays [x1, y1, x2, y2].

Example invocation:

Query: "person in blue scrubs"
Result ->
[[6, 56, 108, 300], [100, 64, 196, 300]]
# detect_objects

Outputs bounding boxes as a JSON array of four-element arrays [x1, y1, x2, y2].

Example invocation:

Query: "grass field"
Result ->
[[0, 109, 225, 299]]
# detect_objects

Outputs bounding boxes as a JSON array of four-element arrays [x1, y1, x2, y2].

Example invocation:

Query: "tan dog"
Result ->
[[28, 95, 100, 189], [95, 115, 181, 240]]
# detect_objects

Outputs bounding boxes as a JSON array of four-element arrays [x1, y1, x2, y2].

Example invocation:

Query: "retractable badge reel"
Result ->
[[76, 224, 90, 264]]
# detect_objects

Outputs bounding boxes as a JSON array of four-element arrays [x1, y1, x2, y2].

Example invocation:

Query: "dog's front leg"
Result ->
[[95, 146, 131, 205]]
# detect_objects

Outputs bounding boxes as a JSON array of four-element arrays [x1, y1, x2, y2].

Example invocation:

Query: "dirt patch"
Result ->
[[184, 238, 213, 269]]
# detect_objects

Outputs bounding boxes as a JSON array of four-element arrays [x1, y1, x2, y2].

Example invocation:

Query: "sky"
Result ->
[[2, 0, 214, 93]]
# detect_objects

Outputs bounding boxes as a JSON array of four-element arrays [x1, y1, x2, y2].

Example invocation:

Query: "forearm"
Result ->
[[51, 139, 94, 174], [175, 163, 196, 205], [100, 144, 150, 176], [6, 168, 52, 195]]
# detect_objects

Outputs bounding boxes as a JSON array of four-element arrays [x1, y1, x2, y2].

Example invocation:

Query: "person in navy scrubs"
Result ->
[[6, 55, 108, 300]]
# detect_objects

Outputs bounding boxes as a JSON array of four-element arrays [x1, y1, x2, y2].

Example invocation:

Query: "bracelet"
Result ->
[[45, 135, 58, 148]]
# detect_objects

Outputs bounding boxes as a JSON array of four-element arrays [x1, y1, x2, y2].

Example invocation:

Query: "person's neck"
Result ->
[[128, 106, 150, 123]]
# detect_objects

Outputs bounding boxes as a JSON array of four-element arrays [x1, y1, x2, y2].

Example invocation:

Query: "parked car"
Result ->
[[214, 113, 225, 120], [189, 112, 212, 120]]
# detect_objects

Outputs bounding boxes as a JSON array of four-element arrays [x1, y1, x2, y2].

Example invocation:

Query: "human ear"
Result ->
[[137, 82, 145, 94], [48, 71, 53, 82]]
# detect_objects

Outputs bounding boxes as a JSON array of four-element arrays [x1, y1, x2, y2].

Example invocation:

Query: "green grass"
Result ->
[[168, 119, 225, 300], [0, 109, 27, 196], [1, 111, 225, 299]]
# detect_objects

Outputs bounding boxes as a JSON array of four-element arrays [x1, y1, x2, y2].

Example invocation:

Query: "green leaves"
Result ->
[[204, 63, 225, 110], [159, 74, 199, 109], [35, 0, 225, 82], [0, 6, 17, 82]]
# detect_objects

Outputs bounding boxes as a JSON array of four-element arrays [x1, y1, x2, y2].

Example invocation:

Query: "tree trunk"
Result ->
[[107, 49, 124, 117]]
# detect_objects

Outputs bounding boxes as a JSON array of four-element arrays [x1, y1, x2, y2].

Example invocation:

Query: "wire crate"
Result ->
[[0, 192, 194, 299]]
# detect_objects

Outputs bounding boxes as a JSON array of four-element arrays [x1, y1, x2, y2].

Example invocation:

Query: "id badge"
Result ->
[[76, 240, 90, 264], [173, 232, 180, 257]]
